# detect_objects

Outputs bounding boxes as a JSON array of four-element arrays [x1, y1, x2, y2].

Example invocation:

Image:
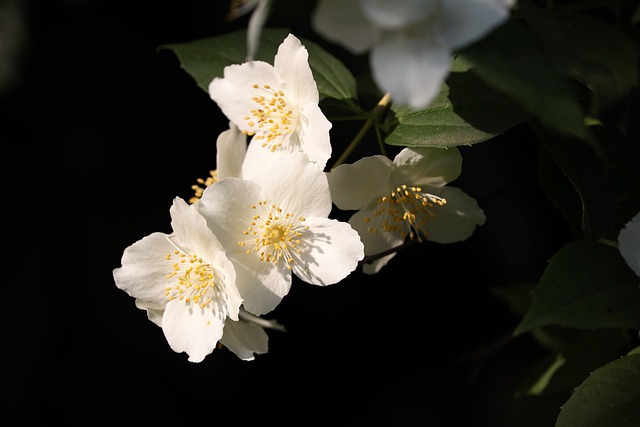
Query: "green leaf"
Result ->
[[459, 18, 591, 141], [517, 329, 633, 397], [537, 142, 585, 240], [535, 124, 617, 242], [159, 27, 358, 102], [385, 57, 531, 148], [491, 282, 536, 317], [521, 7, 638, 116], [515, 240, 640, 335], [555, 354, 640, 427]]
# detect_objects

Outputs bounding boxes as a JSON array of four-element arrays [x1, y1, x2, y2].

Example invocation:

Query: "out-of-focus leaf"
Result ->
[[385, 57, 530, 148], [555, 354, 640, 427], [515, 241, 640, 335], [522, 3, 638, 116], [517, 329, 633, 397], [535, 123, 616, 242], [537, 144, 584, 239], [491, 282, 535, 317], [459, 18, 590, 141], [159, 27, 358, 101]]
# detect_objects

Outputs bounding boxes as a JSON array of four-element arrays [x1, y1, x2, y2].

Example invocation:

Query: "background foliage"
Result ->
[[5, 0, 639, 425]]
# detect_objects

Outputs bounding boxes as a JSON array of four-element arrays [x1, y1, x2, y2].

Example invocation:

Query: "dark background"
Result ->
[[5, 0, 581, 425]]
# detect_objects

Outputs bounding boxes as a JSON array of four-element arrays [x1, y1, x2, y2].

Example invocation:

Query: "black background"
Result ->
[[5, 0, 586, 425]]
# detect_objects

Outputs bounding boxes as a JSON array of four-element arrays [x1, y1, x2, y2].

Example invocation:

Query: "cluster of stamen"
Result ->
[[189, 170, 218, 204], [243, 84, 295, 152], [237, 200, 308, 270], [165, 251, 217, 309], [365, 184, 446, 242]]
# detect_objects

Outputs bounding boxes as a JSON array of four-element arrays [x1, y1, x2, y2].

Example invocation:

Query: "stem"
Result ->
[[330, 92, 392, 170]]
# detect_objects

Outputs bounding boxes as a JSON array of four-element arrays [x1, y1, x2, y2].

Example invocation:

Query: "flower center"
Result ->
[[365, 184, 446, 242], [243, 83, 297, 152], [237, 200, 308, 270], [165, 250, 218, 308], [189, 169, 218, 204]]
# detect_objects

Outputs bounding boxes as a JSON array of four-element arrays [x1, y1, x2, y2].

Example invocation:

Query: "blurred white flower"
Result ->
[[226, 0, 273, 61], [209, 33, 333, 169], [312, 0, 515, 109], [328, 146, 486, 274], [618, 211, 640, 277], [196, 150, 364, 315], [113, 198, 242, 363]]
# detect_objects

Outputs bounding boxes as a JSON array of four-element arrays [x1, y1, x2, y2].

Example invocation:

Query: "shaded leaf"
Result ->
[[515, 240, 640, 335], [385, 57, 531, 148], [556, 354, 640, 427], [459, 18, 590, 141], [517, 329, 632, 397]]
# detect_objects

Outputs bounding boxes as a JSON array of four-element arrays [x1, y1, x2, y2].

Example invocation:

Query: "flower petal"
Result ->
[[348, 209, 404, 274], [245, 0, 272, 61], [421, 186, 486, 243], [208, 61, 280, 132], [392, 147, 462, 187], [274, 33, 319, 107], [359, 0, 435, 28], [440, 0, 510, 50], [231, 253, 292, 315], [311, 0, 379, 54], [243, 151, 332, 218], [370, 31, 451, 109], [162, 299, 225, 363], [291, 217, 364, 285], [220, 317, 269, 361], [113, 232, 176, 304], [197, 177, 264, 251], [328, 155, 394, 210], [618, 212, 640, 277], [216, 122, 247, 180], [298, 104, 332, 169]]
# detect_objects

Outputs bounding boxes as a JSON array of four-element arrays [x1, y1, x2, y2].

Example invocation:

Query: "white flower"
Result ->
[[113, 197, 242, 363], [196, 150, 364, 315], [226, 0, 273, 61], [209, 33, 333, 169], [219, 307, 286, 360], [312, 0, 514, 109], [328, 146, 486, 274], [618, 211, 640, 277]]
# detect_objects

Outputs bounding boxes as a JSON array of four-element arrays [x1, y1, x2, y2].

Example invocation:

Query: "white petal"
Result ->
[[328, 155, 394, 210], [216, 123, 247, 180], [422, 186, 486, 243], [359, 0, 435, 28], [298, 104, 332, 169], [392, 147, 462, 187], [135, 300, 164, 327], [274, 33, 319, 107], [245, 151, 333, 218], [208, 61, 280, 132], [348, 209, 404, 274], [231, 253, 291, 315], [162, 299, 225, 363], [291, 217, 364, 285], [618, 212, 640, 277], [113, 232, 176, 304], [197, 177, 264, 250], [371, 31, 451, 109], [245, 0, 272, 61], [440, 0, 510, 50], [311, 0, 379, 54], [220, 317, 269, 360], [169, 197, 224, 256]]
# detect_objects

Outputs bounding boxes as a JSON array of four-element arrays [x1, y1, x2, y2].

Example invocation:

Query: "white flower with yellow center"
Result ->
[[113, 197, 242, 363], [208, 33, 333, 169], [312, 0, 514, 109], [196, 150, 365, 315], [328, 146, 486, 274]]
